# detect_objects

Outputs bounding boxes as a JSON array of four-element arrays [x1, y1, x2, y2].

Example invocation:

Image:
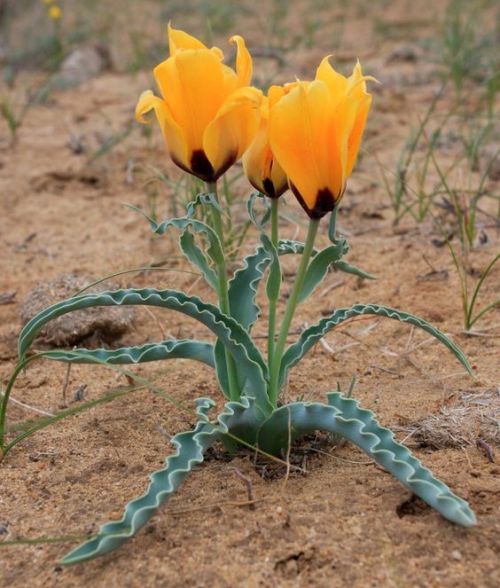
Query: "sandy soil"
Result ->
[[0, 1, 498, 586]]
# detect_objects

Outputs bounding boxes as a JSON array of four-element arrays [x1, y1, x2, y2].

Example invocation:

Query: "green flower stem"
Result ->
[[267, 198, 279, 366], [206, 181, 239, 401], [269, 218, 320, 406]]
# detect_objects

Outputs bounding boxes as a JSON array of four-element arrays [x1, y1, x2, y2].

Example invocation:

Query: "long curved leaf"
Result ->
[[127, 205, 224, 269], [298, 240, 348, 304], [257, 393, 476, 527], [18, 288, 271, 414], [61, 398, 219, 564], [279, 303, 473, 388], [334, 260, 376, 280], [179, 230, 218, 290], [43, 339, 215, 367], [227, 245, 270, 331], [61, 396, 264, 564], [227, 239, 316, 332], [215, 235, 283, 397], [215, 238, 310, 395]]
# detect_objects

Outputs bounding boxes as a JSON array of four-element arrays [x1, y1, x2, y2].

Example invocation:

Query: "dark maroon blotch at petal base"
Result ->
[[290, 183, 336, 219], [172, 149, 238, 183], [262, 178, 277, 199], [190, 150, 215, 182]]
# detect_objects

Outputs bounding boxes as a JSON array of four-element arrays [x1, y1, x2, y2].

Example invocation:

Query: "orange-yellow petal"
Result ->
[[269, 81, 343, 217], [167, 23, 207, 55], [346, 93, 371, 176], [268, 85, 286, 108], [230, 35, 252, 87], [342, 61, 373, 176], [243, 93, 287, 198], [154, 49, 226, 153], [135, 90, 190, 171], [135, 90, 165, 124], [242, 115, 271, 194], [203, 86, 262, 180], [315, 56, 348, 108]]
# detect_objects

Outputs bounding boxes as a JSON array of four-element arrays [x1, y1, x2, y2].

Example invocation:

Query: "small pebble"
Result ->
[[451, 550, 462, 561]]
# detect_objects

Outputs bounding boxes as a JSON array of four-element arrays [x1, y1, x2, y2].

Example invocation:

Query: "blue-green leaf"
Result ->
[[227, 239, 316, 333], [127, 205, 224, 268], [179, 230, 218, 290], [298, 239, 348, 304], [256, 394, 476, 527], [228, 246, 270, 331], [279, 303, 473, 387], [18, 288, 271, 414], [185, 191, 221, 218], [61, 398, 219, 564], [277, 239, 313, 255], [334, 260, 376, 280], [61, 396, 264, 564], [43, 339, 215, 367], [247, 191, 271, 229], [260, 234, 281, 303]]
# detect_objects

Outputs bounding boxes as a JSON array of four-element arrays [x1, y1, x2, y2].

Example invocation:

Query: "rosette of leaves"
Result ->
[[1, 200, 476, 565]]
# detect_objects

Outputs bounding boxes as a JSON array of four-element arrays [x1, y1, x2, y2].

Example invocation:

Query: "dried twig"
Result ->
[[229, 467, 256, 509]]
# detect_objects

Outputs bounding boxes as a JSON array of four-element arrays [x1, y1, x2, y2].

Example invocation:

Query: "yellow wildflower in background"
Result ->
[[136, 25, 262, 183], [269, 58, 373, 218], [48, 5, 62, 20]]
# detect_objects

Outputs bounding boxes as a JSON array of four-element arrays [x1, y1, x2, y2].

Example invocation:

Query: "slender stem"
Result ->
[[269, 218, 320, 406], [267, 198, 280, 366], [0, 359, 33, 452], [206, 181, 239, 401]]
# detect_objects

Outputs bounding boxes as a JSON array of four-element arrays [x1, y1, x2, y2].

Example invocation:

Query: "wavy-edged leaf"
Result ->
[[61, 396, 264, 564], [227, 239, 315, 333], [151, 217, 223, 267], [128, 205, 224, 269], [179, 230, 218, 290], [227, 246, 270, 331], [247, 191, 271, 229], [277, 239, 312, 255], [298, 239, 348, 304], [44, 339, 215, 367], [18, 288, 271, 414], [61, 398, 218, 564], [185, 191, 221, 218], [215, 235, 282, 397], [279, 303, 473, 387], [256, 393, 476, 527]]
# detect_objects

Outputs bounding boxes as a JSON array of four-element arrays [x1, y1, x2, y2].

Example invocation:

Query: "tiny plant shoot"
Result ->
[[0, 26, 476, 564]]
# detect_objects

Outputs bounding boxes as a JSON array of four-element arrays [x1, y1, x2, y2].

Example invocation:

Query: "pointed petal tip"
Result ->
[[135, 90, 155, 123], [229, 34, 244, 45]]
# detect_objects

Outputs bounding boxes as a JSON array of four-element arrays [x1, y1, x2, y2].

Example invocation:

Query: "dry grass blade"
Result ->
[[397, 388, 500, 450]]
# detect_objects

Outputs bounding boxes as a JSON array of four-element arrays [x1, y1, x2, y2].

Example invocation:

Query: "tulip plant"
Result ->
[[0, 26, 476, 565]]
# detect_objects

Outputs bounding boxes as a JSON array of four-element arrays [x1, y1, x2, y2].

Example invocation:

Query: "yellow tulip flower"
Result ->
[[242, 86, 288, 199], [136, 25, 262, 183], [269, 57, 373, 218]]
